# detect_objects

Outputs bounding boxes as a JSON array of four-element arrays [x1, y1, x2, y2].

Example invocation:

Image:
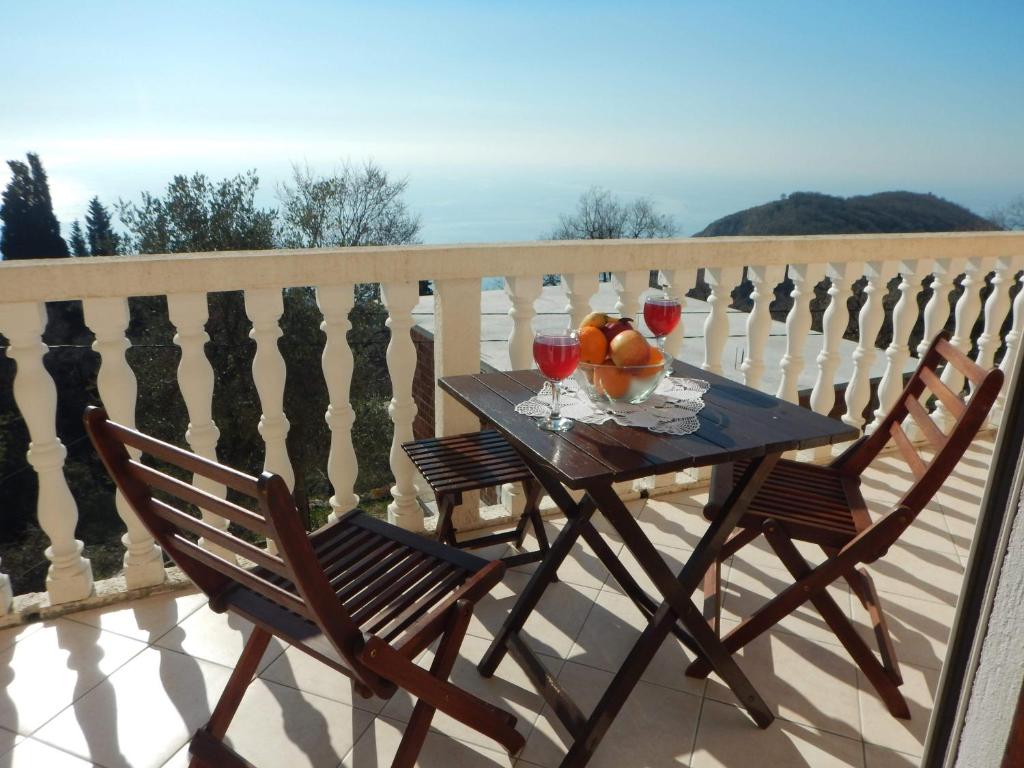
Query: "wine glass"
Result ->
[[532, 332, 581, 432], [643, 290, 682, 353]]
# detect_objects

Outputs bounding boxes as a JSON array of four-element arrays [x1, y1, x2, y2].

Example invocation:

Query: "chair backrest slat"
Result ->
[[935, 336, 988, 386], [903, 394, 946, 452], [128, 459, 272, 537], [919, 367, 966, 420], [149, 497, 291, 579], [889, 423, 927, 480], [164, 532, 312, 619]]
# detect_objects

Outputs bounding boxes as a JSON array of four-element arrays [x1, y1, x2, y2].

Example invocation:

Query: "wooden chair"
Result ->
[[84, 407, 525, 768], [402, 430, 550, 568], [685, 331, 1003, 719]]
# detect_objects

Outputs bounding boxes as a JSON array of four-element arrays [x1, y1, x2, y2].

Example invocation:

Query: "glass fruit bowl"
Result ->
[[574, 354, 672, 407]]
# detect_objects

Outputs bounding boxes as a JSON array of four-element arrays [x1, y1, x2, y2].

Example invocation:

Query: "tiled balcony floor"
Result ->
[[0, 436, 993, 768]]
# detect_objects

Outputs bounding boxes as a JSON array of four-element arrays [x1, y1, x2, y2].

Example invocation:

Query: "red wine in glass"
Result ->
[[644, 296, 682, 352], [532, 333, 580, 432]]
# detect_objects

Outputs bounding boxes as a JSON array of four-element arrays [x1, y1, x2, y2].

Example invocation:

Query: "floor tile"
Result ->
[[510, 519, 615, 592], [857, 663, 938, 757], [1, 737, 98, 767], [469, 571, 598, 659], [521, 661, 701, 767], [850, 592, 954, 671], [380, 634, 559, 751], [0, 622, 43, 653], [31, 645, 232, 768], [636, 494, 711, 551], [566, 589, 705, 697], [260, 644, 389, 714], [862, 542, 964, 607], [0, 619, 148, 735], [342, 715, 515, 767], [599, 541, 701, 601], [224, 678, 375, 768], [152, 603, 285, 671], [704, 624, 863, 740], [862, 744, 921, 767], [66, 590, 208, 644], [690, 699, 865, 767]]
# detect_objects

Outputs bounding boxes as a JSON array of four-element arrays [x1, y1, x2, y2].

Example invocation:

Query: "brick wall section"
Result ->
[[411, 325, 435, 440]]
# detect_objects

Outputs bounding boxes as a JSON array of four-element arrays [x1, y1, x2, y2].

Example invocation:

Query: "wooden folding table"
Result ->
[[440, 361, 858, 767]]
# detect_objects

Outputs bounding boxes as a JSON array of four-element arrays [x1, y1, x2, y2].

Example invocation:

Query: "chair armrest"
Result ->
[[394, 560, 506, 659], [837, 505, 915, 564]]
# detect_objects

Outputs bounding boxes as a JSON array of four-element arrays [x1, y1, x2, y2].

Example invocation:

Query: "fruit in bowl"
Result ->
[[572, 314, 671, 405]]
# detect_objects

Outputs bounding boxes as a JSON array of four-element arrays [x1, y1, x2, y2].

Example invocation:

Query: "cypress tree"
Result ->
[[85, 196, 120, 255], [69, 220, 89, 256], [0, 152, 70, 260]]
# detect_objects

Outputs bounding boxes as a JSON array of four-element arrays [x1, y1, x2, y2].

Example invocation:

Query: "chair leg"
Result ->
[[763, 526, 910, 719], [392, 600, 473, 768], [189, 627, 272, 767], [846, 567, 903, 685], [436, 493, 458, 547]]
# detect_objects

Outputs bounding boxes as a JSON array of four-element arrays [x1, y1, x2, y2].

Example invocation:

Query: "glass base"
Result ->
[[538, 416, 575, 432]]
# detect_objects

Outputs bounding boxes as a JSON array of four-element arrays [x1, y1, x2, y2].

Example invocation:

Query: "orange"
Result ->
[[595, 365, 631, 398], [633, 347, 665, 379], [578, 325, 609, 364]]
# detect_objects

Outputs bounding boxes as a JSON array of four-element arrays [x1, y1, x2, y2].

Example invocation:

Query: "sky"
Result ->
[[2, 0, 1023, 243]]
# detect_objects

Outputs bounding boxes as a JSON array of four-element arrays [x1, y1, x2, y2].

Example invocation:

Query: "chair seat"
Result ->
[[706, 458, 871, 548], [230, 511, 489, 662], [402, 430, 533, 495]]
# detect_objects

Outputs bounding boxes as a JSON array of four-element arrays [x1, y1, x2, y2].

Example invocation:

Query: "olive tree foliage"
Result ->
[[549, 186, 678, 240], [989, 194, 1024, 231]]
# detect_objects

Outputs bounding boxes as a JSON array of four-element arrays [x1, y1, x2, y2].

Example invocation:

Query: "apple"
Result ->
[[609, 329, 650, 367], [580, 311, 610, 329], [601, 317, 634, 343]]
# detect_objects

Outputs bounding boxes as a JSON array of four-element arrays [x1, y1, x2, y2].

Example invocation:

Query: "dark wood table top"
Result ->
[[439, 361, 860, 490]]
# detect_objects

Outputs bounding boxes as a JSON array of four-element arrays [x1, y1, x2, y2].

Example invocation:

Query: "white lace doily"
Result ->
[[514, 376, 709, 436]]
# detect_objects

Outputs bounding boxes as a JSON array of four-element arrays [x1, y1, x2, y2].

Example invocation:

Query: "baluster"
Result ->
[[612, 270, 647, 322], [995, 270, 1024, 421], [562, 273, 599, 330], [702, 267, 742, 376], [869, 260, 924, 432], [741, 264, 785, 391], [316, 284, 359, 521], [84, 297, 165, 588], [934, 260, 987, 430], [918, 259, 958, 358], [504, 276, 542, 369], [975, 257, 1013, 374], [658, 268, 696, 360], [244, 288, 293, 489], [777, 263, 826, 404], [434, 278, 484, 529], [809, 262, 861, 458], [167, 293, 235, 562], [843, 261, 896, 433], [0, 302, 93, 604], [381, 281, 423, 531]]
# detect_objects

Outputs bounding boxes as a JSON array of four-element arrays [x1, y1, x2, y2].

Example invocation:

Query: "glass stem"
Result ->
[[550, 380, 561, 420], [657, 335, 667, 353]]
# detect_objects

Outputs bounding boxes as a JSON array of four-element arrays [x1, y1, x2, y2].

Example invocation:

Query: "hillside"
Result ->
[[695, 191, 997, 237]]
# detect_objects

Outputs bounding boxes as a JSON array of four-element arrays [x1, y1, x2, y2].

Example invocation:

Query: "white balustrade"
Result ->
[[702, 267, 743, 376], [976, 257, 1014, 374], [612, 270, 648, 322], [381, 281, 423, 531], [315, 284, 360, 521], [995, 270, 1024, 419], [777, 263, 826, 404], [741, 264, 785, 390], [562, 273, 599, 330], [843, 261, 897, 432], [0, 302, 93, 604], [167, 292, 235, 562], [244, 288, 293, 489], [434, 278, 484, 529], [505, 276, 542, 369], [84, 297, 165, 589], [934, 260, 987, 430], [918, 259, 959, 358], [869, 260, 924, 432]]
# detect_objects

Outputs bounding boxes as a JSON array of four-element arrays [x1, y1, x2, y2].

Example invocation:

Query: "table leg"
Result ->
[[478, 476, 596, 678]]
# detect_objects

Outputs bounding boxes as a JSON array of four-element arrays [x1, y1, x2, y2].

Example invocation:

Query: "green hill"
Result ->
[[695, 191, 997, 237]]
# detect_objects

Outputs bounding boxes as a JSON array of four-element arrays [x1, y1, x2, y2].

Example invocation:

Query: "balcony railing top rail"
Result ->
[[2, 231, 1022, 303]]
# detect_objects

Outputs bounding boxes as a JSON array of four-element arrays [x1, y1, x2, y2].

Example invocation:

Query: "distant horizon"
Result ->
[[3, 1, 1022, 245]]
